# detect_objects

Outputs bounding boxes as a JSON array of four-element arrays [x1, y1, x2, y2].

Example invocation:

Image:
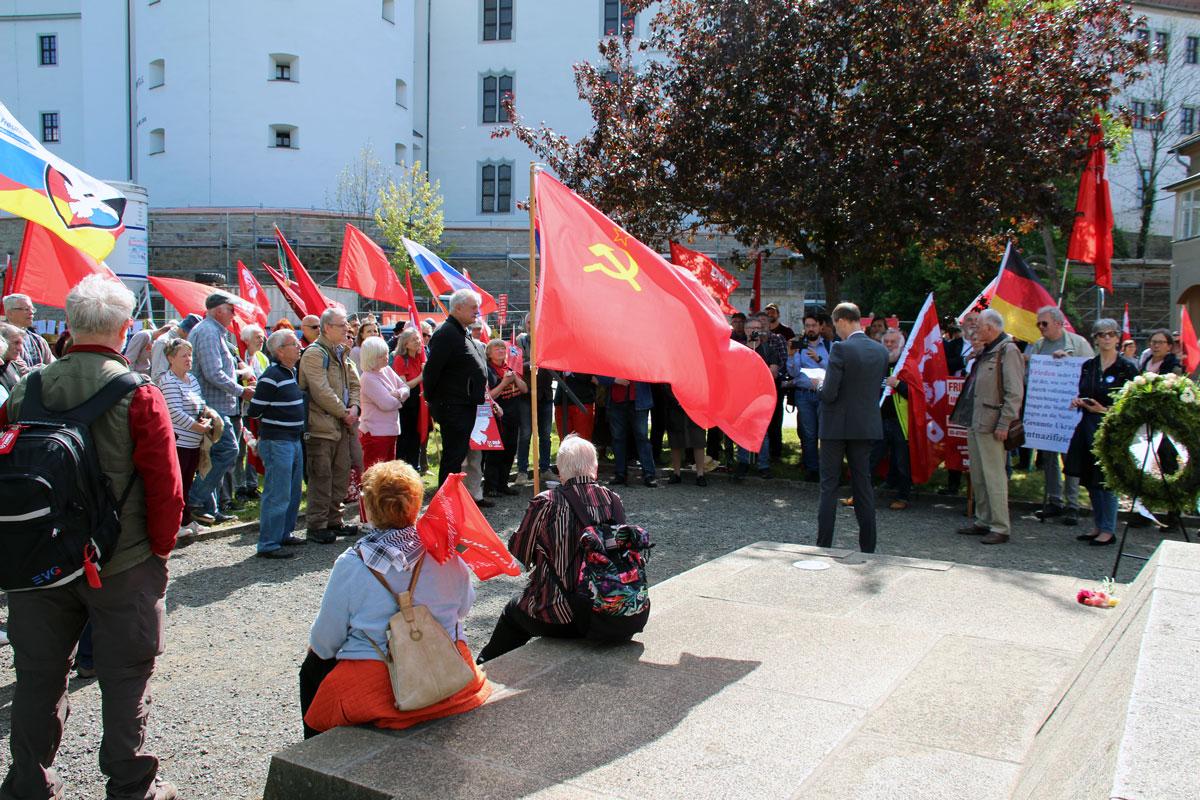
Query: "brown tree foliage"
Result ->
[[500, 0, 1146, 302]]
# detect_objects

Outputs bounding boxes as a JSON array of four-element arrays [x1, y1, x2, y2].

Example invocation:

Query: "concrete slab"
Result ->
[[794, 734, 1020, 800]]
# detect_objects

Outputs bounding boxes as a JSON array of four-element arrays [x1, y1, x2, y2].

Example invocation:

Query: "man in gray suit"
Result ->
[[815, 302, 889, 553]]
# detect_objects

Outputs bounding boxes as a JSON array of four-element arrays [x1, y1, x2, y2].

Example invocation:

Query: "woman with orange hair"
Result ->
[[299, 459, 490, 738]]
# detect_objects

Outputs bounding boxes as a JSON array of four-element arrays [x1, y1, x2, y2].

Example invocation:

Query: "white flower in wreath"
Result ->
[[1134, 375, 1147, 387], [1164, 373, 1179, 387], [1183, 387, 1198, 405]]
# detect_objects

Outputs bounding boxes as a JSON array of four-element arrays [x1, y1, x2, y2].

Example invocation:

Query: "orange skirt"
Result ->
[[303, 641, 492, 733]]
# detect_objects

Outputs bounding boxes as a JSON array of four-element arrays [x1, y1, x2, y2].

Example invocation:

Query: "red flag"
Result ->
[[149, 275, 260, 326], [751, 252, 762, 313], [533, 173, 775, 450], [236, 261, 270, 327], [12, 221, 118, 308], [337, 223, 411, 309], [262, 261, 308, 320], [888, 293, 951, 484], [416, 473, 520, 580], [404, 269, 430, 444], [669, 242, 741, 315], [275, 226, 341, 316], [1067, 117, 1114, 293], [1122, 303, 1132, 340], [1181, 306, 1200, 374]]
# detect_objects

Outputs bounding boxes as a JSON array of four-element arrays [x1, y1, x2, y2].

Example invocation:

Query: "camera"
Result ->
[[749, 331, 762, 341]]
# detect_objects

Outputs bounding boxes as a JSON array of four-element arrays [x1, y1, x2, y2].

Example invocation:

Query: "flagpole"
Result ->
[[1057, 259, 1071, 307], [528, 163, 542, 495]]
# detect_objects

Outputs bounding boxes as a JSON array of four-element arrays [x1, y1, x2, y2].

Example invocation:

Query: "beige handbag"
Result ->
[[358, 551, 474, 710]]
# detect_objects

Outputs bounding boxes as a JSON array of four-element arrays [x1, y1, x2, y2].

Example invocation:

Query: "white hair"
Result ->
[[266, 329, 298, 357], [360, 336, 390, 371], [396, 326, 421, 354], [1036, 305, 1065, 324], [3, 293, 32, 313], [320, 307, 346, 328], [978, 309, 1004, 331], [239, 324, 265, 344], [448, 288, 481, 312], [556, 434, 598, 481], [66, 275, 135, 337], [883, 328, 906, 346], [0, 321, 24, 359]]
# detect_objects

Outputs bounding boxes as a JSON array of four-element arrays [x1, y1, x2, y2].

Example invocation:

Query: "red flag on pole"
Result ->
[[12, 220, 118, 308], [533, 172, 775, 450], [275, 226, 341, 315], [404, 269, 431, 444], [1181, 306, 1200, 374], [262, 262, 309, 320], [750, 252, 762, 313], [669, 242, 741, 315], [1122, 303, 1132, 341], [337, 223, 411, 308], [886, 293, 951, 485], [1067, 116, 1114, 293], [149, 275, 260, 326], [236, 261, 270, 327], [416, 473, 520, 580]]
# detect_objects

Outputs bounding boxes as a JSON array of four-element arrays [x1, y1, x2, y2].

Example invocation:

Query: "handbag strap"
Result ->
[[355, 546, 425, 627], [995, 340, 1024, 419]]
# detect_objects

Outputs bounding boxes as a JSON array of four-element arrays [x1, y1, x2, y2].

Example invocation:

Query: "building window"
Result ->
[[270, 124, 298, 149], [39, 34, 57, 66], [1179, 188, 1200, 240], [148, 58, 165, 88], [41, 112, 59, 143], [603, 0, 634, 35], [1149, 101, 1164, 132], [395, 143, 407, 165], [149, 128, 165, 155], [1183, 107, 1196, 136], [270, 54, 297, 82], [395, 78, 408, 108], [1139, 168, 1153, 208], [481, 162, 513, 213], [382, 0, 395, 23], [482, 74, 513, 123], [1136, 28, 1150, 44], [1155, 31, 1170, 58], [483, 0, 513, 41], [1131, 100, 1147, 130], [1188, 36, 1199, 65]]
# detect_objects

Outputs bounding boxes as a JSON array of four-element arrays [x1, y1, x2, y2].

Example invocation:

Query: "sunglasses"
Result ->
[[1036, 320, 1053, 328], [1094, 331, 1118, 338]]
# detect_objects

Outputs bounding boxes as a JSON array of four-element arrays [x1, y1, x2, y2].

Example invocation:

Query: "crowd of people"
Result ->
[[0, 277, 1191, 799]]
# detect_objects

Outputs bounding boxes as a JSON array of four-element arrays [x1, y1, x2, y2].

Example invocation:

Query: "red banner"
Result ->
[[236, 261, 270, 327], [497, 293, 508, 327], [945, 377, 969, 471], [668, 241, 740, 315], [888, 293, 951, 484]]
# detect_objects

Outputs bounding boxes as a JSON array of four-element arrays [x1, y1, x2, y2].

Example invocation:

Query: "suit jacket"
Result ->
[[423, 316, 487, 421], [818, 331, 888, 440]]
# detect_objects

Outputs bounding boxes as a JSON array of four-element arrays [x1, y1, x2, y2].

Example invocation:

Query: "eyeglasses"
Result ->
[[1094, 331, 1118, 339], [1036, 320, 1052, 328], [1151, 339, 1169, 345]]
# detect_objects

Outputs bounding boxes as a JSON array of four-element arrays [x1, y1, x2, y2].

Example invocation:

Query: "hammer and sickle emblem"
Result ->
[[583, 243, 642, 292]]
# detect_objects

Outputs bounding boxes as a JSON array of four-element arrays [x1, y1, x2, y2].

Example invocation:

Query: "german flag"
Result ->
[[988, 243, 1062, 343]]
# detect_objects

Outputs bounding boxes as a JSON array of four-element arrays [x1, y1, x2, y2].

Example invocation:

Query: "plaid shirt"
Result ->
[[753, 332, 788, 375], [189, 317, 241, 415]]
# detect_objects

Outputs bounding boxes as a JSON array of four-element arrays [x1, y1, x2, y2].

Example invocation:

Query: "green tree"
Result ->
[[327, 144, 389, 220], [374, 160, 445, 298], [501, 0, 1147, 303]]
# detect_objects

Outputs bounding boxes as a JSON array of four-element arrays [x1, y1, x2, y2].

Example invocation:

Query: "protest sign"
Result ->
[[1023, 355, 1087, 454], [945, 377, 970, 470], [469, 404, 504, 450]]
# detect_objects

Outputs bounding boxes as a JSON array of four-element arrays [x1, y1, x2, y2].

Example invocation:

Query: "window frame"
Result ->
[[1188, 35, 1199, 65], [482, 0, 514, 41], [38, 34, 57, 66], [1131, 100, 1148, 130], [1138, 167, 1154, 208], [481, 72, 514, 124], [40, 111, 60, 143], [480, 160, 514, 214], [603, 0, 634, 36], [269, 124, 298, 149], [149, 128, 165, 155], [1178, 187, 1200, 240], [1182, 106, 1197, 136]]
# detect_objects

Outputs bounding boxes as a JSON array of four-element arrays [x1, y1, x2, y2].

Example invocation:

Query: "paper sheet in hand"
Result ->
[[1023, 355, 1087, 453], [801, 368, 826, 383]]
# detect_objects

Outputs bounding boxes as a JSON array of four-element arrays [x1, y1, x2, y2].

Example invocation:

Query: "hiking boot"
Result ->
[[980, 531, 1009, 545], [213, 511, 239, 524], [256, 550, 295, 560], [281, 536, 307, 547], [1034, 504, 1064, 521], [308, 528, 337, 545], [190, 508, 216, 526], [334, 524, 361, 538]]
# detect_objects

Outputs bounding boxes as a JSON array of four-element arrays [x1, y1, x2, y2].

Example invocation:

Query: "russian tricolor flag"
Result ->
[[402, 237, 497, 315]]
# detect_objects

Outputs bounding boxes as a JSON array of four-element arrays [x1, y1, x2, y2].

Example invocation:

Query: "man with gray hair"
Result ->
[[0, 320, 28, 395], [299, 307, 361, 543], [1028, 305, 1092, 525], [424, 288, 488, 490], [950, 308, 1025, 545], [3, 293, 54, 368], [0, 274, 184, 800]]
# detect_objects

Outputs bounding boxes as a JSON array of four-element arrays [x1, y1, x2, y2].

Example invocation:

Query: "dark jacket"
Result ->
[[819, 331, 889, 440], [423, 316, 487, 419], [1139, 351, 1182, 375]]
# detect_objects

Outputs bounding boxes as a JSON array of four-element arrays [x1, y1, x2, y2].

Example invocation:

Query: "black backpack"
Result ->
[[0, 370, 144, 591]]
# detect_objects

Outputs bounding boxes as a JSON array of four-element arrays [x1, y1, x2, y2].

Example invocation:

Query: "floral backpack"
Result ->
[[549, 486, 653, 639]]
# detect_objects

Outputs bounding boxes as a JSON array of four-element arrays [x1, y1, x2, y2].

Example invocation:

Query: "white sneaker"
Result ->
[[177, 525, 192, 539], [187, 520, 208, 535]]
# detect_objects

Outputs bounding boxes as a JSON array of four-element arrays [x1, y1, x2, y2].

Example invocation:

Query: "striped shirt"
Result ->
[[189, 317, 241, 415], [156, 369, 206, 448], [247, 362, 305, 440], [510, 477, 626, 624]]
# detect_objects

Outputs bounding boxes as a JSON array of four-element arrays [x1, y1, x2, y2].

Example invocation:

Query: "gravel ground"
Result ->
[[0, 473, 1175, 799]]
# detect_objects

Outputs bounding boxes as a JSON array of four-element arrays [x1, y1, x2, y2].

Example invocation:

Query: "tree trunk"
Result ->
[[1136, 195, 1154, 259], [819, 260, 841, 307], [1040, 222, 1059, 292]]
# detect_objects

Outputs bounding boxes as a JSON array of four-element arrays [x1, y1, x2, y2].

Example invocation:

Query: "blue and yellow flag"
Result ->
[[0, 101, 126, 262]]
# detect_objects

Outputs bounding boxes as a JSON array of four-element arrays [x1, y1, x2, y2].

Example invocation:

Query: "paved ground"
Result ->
[[0, 475, 1176, 799]]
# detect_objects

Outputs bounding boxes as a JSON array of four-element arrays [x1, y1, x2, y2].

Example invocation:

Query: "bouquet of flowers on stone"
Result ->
[[1077, 577, 1120, 609]]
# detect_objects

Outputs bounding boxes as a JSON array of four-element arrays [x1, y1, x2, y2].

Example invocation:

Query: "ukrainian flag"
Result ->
[[989, 243, 1061, 344], [0, 101, 125, 262]]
